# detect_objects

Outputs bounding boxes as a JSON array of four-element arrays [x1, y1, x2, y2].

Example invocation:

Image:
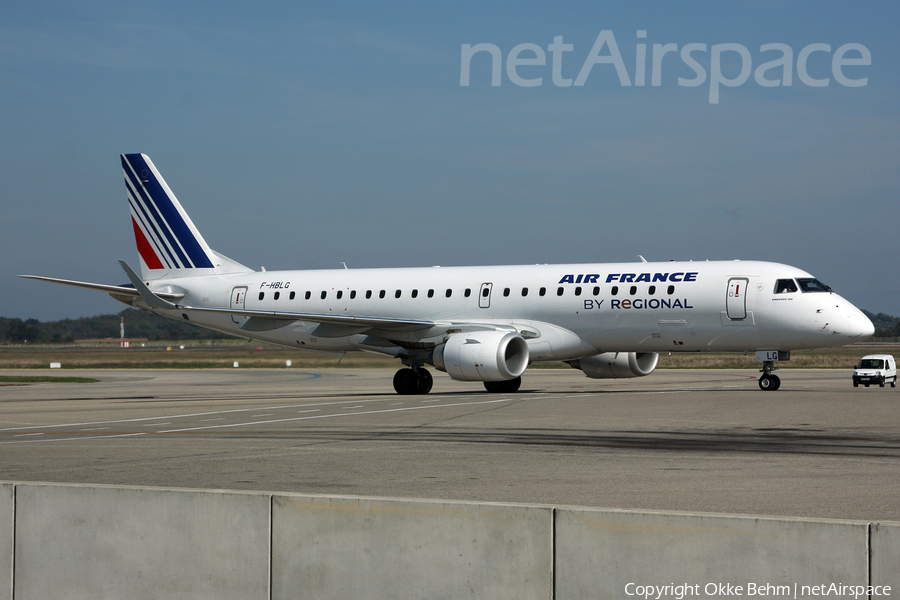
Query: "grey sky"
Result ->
[[2, 1, 897, 320]]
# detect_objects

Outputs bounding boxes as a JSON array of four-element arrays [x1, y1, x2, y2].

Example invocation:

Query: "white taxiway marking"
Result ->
[[157, 398, 514, 433], [0, 395, 520, 443]]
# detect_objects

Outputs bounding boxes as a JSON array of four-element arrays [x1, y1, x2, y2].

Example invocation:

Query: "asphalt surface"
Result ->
[[1, 367, 898, 521]]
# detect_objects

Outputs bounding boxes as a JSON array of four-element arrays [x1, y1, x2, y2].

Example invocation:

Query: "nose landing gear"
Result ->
[[758, 360, 781, 391]]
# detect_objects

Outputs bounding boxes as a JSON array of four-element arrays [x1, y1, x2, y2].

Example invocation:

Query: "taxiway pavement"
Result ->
[[1, 367, 897, 521]]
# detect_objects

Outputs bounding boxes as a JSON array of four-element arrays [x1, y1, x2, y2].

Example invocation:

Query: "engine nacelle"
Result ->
[[568, 352, 659, 379], [432, 331, 529, 382]]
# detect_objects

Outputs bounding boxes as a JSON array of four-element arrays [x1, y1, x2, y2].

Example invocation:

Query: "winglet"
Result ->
[[118, 260, 178, 309]]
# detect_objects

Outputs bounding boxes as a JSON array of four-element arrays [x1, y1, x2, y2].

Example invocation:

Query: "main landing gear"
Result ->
[[483, 377, 522, 393], [393, 367, 433, 395], [391, 368, 523, 395], [758, 360, 781, 391]]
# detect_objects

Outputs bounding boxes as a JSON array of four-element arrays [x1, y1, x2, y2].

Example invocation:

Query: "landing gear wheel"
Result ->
[[757, 359, 781, 391], [393, 368, 419, 395], [416, 369, 433, 395], [758, 374, 781, 391], [484, 377, 522, 394], [393, 368, 433, 395]]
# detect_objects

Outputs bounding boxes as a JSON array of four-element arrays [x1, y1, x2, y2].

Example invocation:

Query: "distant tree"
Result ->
[[1, 308, 231, 343], [864, 311, 900, 338]]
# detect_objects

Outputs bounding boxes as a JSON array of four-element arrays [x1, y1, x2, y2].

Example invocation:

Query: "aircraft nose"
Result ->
[[845, 308, 875, 340]]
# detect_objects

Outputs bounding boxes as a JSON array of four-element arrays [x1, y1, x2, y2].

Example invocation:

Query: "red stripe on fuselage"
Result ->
[[132, 217, 165, 269]]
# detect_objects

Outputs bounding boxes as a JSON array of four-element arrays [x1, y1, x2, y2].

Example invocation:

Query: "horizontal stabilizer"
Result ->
[[16, 274, 184, 301]]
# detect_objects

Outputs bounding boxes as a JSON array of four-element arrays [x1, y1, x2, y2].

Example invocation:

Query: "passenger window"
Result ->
[[411, 289, 418, 298], [522, 288, 528, 297], [611, 286, 618, 296], [445, 289, 452, 298], [592, 286, 600, 296], [428, 289, 435, 298], [305, 291, 311, 300], [379, 290, 386, 299], [395, 290, 401, 299], [775, 279, 799, 294], [464, 288, 471, 297], [320, 291, 327, 300], [274, 292, 280, 300], [482, 288, 490, 298], [574, 286, 582, 296], [648, 286, 656, 296], [539, 287, 546, 296], [258, 292, 265, 301], [503, 288, 510, 297], [667, 285, 675, 295], [336, 291, 342, 300], [365, 290, 372, 299], [557, 287, 564, 296], [350, 290, 356, 299], [290, 291, 296, 300], [629, 286, 637, 296]]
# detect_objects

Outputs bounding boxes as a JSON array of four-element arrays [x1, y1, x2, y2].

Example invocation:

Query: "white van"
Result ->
[[853, 355, 897, 388]]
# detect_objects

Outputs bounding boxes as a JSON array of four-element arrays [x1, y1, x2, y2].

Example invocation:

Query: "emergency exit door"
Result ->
[[726, 278, 748, 320], [230, 286, 248, 324], [479, 283, 493, 308]]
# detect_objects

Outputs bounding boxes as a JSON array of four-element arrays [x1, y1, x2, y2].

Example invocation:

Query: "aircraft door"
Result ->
[[726, 278, 748, 320], [230, 286, 248, 324], [479, 283, 493, 309]]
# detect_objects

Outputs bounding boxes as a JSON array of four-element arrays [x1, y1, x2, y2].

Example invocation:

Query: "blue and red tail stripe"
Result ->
[[131, 216, 165, 270], [122, 154, 214, 270]]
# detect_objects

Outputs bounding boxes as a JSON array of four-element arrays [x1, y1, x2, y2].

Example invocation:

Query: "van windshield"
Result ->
[[858, 359, 884, 369], [797, 278, 832, 293]]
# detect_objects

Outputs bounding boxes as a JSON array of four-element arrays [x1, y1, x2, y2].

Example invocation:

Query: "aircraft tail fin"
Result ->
[[121, 153, 252, 279]]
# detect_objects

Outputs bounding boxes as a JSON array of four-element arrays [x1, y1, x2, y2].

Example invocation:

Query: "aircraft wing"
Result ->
[[22, 265, 439, 335], [180, 304, 437, 333], [21, 263, 516, 337]]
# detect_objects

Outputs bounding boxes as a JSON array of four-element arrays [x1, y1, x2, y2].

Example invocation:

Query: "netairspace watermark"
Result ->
[[624, 581, 891, 599], [459, 30, 871, 103]]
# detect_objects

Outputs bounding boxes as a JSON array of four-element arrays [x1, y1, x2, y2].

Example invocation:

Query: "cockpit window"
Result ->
[[774, 279, 798, 294], [796, 278, 832, 293]]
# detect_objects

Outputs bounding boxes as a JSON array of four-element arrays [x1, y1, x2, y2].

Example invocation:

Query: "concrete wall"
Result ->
[[14, 484, 271, 600], [0, 484, 12, 600], [555, 508, 868, 600], [271, 495, 551, 600], [2, 481, 898, 599], [872, 522, 900, 591]]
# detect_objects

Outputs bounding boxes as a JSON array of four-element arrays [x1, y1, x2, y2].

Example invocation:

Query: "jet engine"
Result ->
[[432, 330, 529, 382], [567, 352, 659, 379]]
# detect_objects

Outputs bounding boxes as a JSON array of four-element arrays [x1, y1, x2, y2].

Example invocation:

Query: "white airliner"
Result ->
[[22, 154, 874, 393]]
